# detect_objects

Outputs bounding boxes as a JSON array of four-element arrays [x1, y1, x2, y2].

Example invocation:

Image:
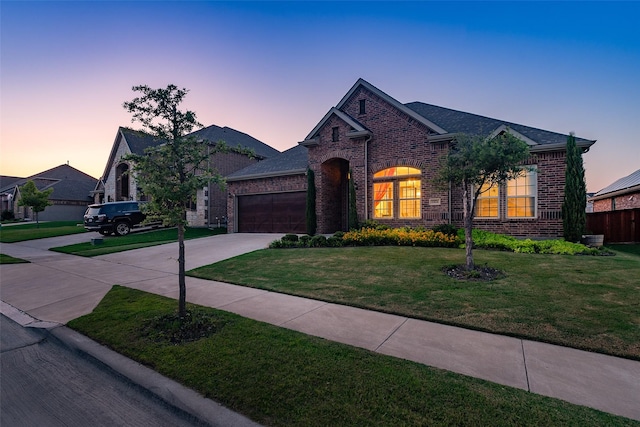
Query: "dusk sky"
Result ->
[[1, 1, 638, 192]]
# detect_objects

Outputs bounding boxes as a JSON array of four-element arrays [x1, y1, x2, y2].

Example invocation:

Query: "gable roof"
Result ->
[[227, 144, 308, 182], [590, 169, 640, 200], [188, 124, 280, 159], [303, 107, 372, 143], [120, 127, 165, 155], [405, 102, 595, 151], [1, 164, 97, 202], [0, 176, 23, 191]]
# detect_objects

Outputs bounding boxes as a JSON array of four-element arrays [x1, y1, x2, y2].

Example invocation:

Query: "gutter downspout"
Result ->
[[364, 134, 371, 221]]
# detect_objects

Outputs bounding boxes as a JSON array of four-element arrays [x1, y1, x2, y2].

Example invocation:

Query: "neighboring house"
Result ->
[[1, 164, 97, 221], [227, 78, 597, 237], [589, 169, 640, 212], [94, 125, 279, 227]]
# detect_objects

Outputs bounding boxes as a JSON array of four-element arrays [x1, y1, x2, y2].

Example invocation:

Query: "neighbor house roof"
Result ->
[[1, 164, 97, 202], [590, 169, 640, 201], [227, 145, 308, 182], [98, 125, 278, 186], [189, 124, 280, 159]]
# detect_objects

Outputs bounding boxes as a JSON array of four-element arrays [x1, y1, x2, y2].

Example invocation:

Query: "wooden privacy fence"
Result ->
[[586, 208, 640, 243]]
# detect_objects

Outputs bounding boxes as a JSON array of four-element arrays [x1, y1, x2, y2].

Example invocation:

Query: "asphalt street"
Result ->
[[0, 314, 207, 427]]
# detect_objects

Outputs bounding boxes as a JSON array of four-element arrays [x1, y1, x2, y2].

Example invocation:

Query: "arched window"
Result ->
[[115, 163, 130, 201], [373, 167, 421, 219]]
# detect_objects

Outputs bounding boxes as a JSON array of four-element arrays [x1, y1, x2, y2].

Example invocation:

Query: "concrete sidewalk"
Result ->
[[1, 233, 639, 421]]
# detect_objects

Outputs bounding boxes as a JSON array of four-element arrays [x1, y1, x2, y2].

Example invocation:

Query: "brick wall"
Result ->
[[593, 190, 640, 212]]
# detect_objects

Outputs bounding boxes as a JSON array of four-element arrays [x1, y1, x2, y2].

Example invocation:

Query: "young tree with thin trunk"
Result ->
[[562, 133, 586, 242], [17, 180, 52, 228], [123, 84, 226, 318], [438, 132, 530, 270]]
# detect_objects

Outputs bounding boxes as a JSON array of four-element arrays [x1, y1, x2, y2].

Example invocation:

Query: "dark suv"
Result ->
[[84, 201, 147, 236]]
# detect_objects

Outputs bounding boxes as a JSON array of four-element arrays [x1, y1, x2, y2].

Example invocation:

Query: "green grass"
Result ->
[[0, 253, 29, 264], [68, 286, 637, 427], [0, 221, 86, 243], [608, 244, 640, 257], [50, 227, 226, 256], [189, 245, 640, 360]]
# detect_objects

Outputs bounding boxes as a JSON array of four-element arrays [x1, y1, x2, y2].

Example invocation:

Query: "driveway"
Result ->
[[0, 232, 280, 323]]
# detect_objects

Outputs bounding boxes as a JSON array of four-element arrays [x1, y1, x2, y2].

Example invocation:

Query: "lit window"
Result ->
[[373, 183, 393, 218], [475, 183, 499, 218], [507, 168, 537, 217], [399, 179, 421, 218], [373, 167, 421, 219]]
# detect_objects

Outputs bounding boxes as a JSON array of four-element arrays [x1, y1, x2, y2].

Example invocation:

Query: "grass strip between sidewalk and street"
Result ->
[[0, 221, 86, 243], [50, 227, 226, 256], [188, 245, 640, 360], [68, 286, 637, 427], [0, 253, 29, 264]]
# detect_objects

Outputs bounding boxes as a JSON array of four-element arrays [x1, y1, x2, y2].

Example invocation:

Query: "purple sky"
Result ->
[[2, 1, 638, 192]]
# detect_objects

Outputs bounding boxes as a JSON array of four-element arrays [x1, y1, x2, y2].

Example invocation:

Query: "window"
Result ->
[[475, 183, 499, 218], [359, 99, 366, 115], [373, 167, 421, 219], [332, 127, 339, 142], [507, 168, 537, 218]]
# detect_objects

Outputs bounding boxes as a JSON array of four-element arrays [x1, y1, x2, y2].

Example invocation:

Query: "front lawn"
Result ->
[[0, 221, 86, 243], [50, 227, 226, 257], [189, 246, 640, 360], [68, 286, 636, 427]]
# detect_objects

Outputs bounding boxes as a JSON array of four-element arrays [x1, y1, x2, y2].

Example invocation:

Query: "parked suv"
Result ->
[[84, 201, 147, 236]]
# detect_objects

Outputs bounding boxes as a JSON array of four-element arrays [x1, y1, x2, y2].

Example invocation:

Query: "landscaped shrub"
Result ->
[[310, 235, 327, 247], [432, 223, 458, 237], [358, 219, 390, 230], [282, 234, 299, 242], [1, 210, 15, 221], [299, 235, 312, 247], [343, 227, 460, 248], [464, 229, 603, 255], [326, 235, 343, 247]]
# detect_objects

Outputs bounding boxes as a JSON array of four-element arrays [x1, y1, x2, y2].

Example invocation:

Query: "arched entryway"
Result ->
[[115, 163, 130, 201], [320, 158, 350, 233]]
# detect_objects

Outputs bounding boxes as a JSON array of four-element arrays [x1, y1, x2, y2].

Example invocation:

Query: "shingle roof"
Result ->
[[405, 102, 594, 148], [119, 127, 164, 155], [592, 169, 640, 199], [1, 164, 97, 202], [188, 125, 280, 159], [0, 176, 23, 192], [227, 145, 308, 181]]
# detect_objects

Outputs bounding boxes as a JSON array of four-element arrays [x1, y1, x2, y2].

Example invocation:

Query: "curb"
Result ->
[[1, 301, 261, 427]]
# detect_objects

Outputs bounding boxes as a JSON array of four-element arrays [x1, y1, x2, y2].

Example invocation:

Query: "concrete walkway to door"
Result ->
[[1, 232, 639, 422]]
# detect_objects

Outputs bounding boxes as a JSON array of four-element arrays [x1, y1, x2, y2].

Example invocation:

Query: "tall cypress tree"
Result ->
[[306, 168, 317, 235], [348, 169, 359, 230], [562, 133, 587, 242]]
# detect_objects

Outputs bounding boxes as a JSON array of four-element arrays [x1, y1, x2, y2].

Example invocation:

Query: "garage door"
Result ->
[[237, 192, 306, 233]]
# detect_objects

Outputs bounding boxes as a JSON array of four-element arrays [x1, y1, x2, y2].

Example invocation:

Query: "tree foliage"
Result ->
[[438, 131, 531, 270], [306, 168, 317, 235], [562, 133, 586, 242], [17, 180, 52, 227], [123, 84, 226, 317]]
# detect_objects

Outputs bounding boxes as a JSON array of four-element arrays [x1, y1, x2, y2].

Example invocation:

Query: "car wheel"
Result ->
[[99, 230, 112, 236], [114, 221, 131, 236]]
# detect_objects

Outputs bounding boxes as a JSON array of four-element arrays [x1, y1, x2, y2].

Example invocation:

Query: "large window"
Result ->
[[507, 168, 537, 218], [373, 167, 421, 219], [474, 167, 537, 219]]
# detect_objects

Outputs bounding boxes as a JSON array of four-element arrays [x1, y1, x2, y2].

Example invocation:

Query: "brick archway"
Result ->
[[319, 158, 350, 233]]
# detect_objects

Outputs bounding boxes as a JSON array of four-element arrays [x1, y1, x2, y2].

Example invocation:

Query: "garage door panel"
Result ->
[[238, 192, 306, 233]]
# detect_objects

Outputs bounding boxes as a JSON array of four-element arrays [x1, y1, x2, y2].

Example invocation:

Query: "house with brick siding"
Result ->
[[94, 125, 279, 227], [589, 169, 640, 212], [227, 78, 596, 238]]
